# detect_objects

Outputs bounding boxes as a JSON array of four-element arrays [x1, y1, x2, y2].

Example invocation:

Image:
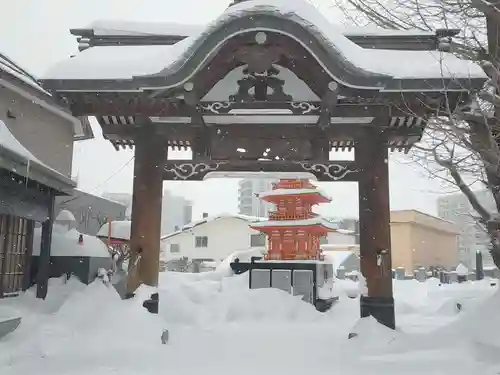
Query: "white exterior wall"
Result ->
[[161, 217, 265, 262], [437, 190, 496, 269], [326, 231, 356, 245]]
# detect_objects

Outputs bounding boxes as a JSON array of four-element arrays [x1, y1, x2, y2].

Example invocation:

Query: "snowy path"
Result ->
[[0, 273, 499, 375]]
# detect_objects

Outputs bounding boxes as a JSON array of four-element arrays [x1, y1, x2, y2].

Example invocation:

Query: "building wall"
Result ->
[[326, 231, 357, 245], [238, 178, 277, 217], [161, 217, 264, 262], [161, 190, 193, 235], [410, 225, 458, 269], [0, 88, 74, 176], [54, 190, 127, 235], [390, 222, 413, 271], [437, 190, 495, 269], [390, 210, 459, 273]]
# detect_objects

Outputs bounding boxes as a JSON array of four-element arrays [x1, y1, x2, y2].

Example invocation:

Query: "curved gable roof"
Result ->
[[42, 0, 486, 93]]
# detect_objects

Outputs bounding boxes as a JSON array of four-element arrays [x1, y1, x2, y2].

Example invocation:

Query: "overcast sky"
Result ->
[[0, 0, 456, 219]]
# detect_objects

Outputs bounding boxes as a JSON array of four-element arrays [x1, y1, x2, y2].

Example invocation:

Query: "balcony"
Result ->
[[268, 211, 316, 221]]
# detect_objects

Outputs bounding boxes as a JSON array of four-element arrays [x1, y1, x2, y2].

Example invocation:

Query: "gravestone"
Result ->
[[448, 272, 458, 283], [395, 267, 405, 280], [337, 266, 346, 279], [415, 267, 426, 282], [476, 250, 484, 281]]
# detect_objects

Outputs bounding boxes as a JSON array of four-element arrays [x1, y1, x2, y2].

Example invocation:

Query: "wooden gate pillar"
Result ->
[[37, 195, 55, 299], [356, 129, 395, 329], [127, 126, 166, 295]]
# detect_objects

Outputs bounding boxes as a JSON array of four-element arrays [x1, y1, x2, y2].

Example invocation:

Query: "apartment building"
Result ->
[[437, 190, 496, 269], [238, 178, 278, 217]]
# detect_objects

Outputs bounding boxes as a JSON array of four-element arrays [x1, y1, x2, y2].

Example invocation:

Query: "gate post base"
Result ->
[[360, 295, 395, 330]]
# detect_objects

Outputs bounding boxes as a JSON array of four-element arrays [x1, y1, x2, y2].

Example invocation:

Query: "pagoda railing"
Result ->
[[268, 212, 316, 221]]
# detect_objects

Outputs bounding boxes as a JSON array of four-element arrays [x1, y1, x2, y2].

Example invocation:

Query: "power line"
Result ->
[[60, 156, 135, 205]]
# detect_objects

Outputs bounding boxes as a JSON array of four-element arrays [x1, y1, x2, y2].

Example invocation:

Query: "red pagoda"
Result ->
[[250, 179, 336, 261]]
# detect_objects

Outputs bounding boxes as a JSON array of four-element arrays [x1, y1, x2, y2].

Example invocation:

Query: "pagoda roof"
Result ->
[[42, 0, 486, 93], [250, 217, 338, 230], [259, 188, 331, 202]]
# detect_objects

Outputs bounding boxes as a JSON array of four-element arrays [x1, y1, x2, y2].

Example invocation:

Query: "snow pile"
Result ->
[[96, 220, 131, 241], [215, 247, 267, 276], [0, 279, 167, 375], [32, 226, 110, 258], [1, 269, 500, 375], [157, 272, 320, 326]]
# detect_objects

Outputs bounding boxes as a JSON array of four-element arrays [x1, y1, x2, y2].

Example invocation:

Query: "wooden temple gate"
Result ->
[[42, 0, 486, 329]]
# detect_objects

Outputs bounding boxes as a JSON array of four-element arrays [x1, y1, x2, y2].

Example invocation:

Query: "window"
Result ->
[[195, 236, 208, 248], [250, 233, 266, 247], [170, 244, 180, 253]]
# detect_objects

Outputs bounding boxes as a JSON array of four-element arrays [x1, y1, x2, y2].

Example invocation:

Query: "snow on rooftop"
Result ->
[[0, 120, 69, 180], [86, 20, 204, 37], [250, 217, 338, 230], [44, 0, 486, 82], [96, 220, 131, 241], [161, 213, 267, 240], [55, 209, 77, 222], [323, 250, 356, 272], [32, 226, 111, 258], [258, 188, 331, 201], [182, 213, 266, 230], [456, 263, 469, 276], [83, 19, 434, 38], [0, 53, 50, 95]]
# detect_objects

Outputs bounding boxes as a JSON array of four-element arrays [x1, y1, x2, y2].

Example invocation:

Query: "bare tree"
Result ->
[[335, 0, 500, 266]]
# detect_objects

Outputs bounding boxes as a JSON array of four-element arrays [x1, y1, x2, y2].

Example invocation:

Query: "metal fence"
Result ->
[[0, 214, 34, 297]]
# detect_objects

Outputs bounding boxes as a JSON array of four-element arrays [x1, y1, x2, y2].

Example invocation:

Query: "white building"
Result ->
[[238, 178, 277, 217], [161, 190, 193, 235], [437, 190, 495, 269], [160, 213, 357, 263], [326, 230, 357, 245], [160, 214, 266, 262]]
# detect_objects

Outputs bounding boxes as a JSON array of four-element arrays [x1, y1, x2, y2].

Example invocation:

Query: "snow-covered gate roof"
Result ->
[[41, 0, 486, 93]]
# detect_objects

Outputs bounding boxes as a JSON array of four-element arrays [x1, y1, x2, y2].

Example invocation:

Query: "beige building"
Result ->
[[390, 210, 459, 273]]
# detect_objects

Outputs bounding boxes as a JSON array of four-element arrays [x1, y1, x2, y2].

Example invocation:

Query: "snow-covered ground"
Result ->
[[0, 272, 499, 375]]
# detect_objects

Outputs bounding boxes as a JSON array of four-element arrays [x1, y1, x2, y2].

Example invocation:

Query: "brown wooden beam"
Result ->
[[163, 159, 359, 182], [71, 96, 427, 118], [356, 129, 395, 329], [127, 125, 167, 295]]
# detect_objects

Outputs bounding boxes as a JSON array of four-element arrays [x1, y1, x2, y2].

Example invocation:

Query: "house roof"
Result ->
[[390, 209, 460, 234], [161, 213, 267, 241], [96, 220, 132, 241], [0, 52, 94, 141], [0, 120, 75, 193]]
